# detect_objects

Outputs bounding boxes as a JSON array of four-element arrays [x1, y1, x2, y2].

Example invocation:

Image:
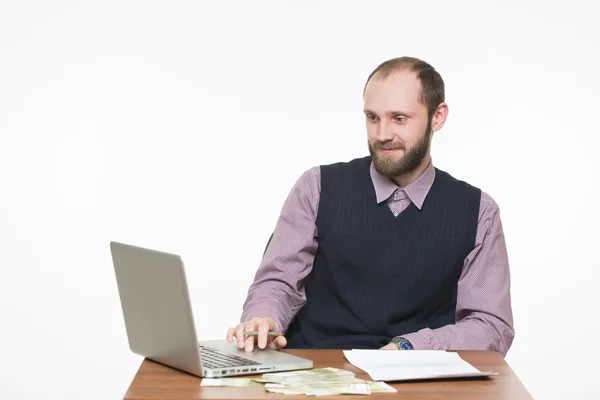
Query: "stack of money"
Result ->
[[201, 367, 397, 396], [199, 377, 263, 387], [257, 367, 369, 395]]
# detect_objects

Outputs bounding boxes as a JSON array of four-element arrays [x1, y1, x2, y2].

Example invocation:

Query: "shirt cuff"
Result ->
[[241, 308, 285, 333]]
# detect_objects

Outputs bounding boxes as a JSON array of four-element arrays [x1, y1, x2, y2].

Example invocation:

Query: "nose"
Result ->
[[376, 119, 394, 142]]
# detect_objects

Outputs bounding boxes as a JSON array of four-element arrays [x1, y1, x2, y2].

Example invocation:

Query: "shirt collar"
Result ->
[[369, 159, 436, 210]]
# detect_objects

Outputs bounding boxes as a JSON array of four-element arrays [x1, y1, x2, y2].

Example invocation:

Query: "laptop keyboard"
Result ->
[[199, 345, 261, 369]]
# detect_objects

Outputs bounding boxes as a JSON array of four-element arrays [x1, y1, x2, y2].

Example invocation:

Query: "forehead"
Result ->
[[364, 70, 425, 113]]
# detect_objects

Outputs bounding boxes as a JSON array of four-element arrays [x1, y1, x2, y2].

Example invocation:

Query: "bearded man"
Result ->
[[227, 57, 515, 356]]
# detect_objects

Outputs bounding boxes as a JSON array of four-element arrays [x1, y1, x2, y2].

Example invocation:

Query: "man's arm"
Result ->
[[397, 192, 515, 356], [241, 167, 321, 333]]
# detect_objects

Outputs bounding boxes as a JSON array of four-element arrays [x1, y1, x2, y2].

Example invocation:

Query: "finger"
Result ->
[[245, 334, 255, 352], [257, 320, 271, 349], [268, 335, 287, 350], [235, 323, 247, 349], [226, 327, 236, 343]]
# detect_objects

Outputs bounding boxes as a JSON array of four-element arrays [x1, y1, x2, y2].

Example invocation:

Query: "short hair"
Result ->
[[363, 57, 445, 120]]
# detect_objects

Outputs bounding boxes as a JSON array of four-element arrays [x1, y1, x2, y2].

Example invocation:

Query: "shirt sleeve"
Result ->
[[399, 191, 515, 356], [241, 166, 321, 332]]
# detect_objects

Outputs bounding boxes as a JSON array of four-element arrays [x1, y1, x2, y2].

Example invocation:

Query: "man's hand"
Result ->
[[380, 343, 398, 350], [226, 317, 288, 352]]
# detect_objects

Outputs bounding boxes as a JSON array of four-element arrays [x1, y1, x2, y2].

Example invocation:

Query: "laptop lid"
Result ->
[[110, 241, 204, 376], [111, 241, 313, 378]]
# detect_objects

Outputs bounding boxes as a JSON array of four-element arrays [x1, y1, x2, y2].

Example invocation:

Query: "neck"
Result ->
[[392, 154, 431, 187]]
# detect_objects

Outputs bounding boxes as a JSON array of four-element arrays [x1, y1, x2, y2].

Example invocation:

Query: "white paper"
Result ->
[[343, 350, 497, 382]]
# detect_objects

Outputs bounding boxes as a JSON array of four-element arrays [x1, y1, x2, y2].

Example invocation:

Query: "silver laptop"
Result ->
[[110, 241, 313, 378]]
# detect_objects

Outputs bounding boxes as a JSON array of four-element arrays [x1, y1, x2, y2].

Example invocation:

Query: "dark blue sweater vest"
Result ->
[[285, 156, 481, 349]]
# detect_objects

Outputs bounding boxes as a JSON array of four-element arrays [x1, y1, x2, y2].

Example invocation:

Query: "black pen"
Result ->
[[243, 331, 284, 337]]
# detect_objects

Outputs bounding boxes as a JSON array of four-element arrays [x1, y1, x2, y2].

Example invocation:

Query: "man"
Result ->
[[226, 57, 514, 355]]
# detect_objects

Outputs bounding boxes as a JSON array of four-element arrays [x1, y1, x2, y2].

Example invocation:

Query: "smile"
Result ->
[[380, 148, 402, 154]]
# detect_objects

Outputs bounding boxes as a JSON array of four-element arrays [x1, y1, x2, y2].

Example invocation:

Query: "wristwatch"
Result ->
[[390, 336, 414, 350]]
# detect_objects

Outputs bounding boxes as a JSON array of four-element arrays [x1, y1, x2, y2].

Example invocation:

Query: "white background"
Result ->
[[1, 1, 599, 399]]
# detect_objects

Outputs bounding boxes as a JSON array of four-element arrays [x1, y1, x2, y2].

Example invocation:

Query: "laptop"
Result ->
[[110, 241, 313, 378]]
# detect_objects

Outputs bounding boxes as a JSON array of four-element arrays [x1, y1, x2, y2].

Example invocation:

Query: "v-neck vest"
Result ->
[[286, 156, 481, 349]]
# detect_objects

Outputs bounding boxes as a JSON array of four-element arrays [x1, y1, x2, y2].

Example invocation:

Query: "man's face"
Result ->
[[364, 70, 432, 178]]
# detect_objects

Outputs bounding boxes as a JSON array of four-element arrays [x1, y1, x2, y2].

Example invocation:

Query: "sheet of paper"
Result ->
[[343, 350, 497, 381]]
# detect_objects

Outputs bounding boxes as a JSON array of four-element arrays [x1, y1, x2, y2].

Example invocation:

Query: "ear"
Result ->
[[431, 102, 449, 132]]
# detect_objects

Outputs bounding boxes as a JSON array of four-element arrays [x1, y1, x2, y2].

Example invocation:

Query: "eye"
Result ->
[[366, 114, 379, 122], [394, 116, 407, 123]]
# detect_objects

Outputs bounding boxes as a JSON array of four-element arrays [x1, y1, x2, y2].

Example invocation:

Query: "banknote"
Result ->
[[200, 378, 263, 387], [266, 383, 371, 396], [260, 367, 388, 396], [259, 368, 360, 384], [202, 367, 397, 395], [263, 378, 365, 388], [261, 367, 355, 379], [368, 381, 397, 393], [265, 381, 395, 396]]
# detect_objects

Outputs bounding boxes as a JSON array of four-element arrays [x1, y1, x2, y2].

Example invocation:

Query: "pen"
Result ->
[[243, 331, 284, 337]]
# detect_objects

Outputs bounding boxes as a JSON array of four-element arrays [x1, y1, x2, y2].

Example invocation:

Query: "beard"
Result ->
[[368, 120, 432, 178]]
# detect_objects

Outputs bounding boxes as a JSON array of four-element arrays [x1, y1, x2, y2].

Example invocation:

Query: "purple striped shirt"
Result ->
[[242, 160, 514, 356]]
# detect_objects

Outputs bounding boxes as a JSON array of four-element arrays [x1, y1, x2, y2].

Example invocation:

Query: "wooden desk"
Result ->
[[124, 350, 532, 399]]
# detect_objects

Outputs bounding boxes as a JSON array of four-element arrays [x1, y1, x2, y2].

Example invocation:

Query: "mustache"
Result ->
[[373, 141, 405, 151]]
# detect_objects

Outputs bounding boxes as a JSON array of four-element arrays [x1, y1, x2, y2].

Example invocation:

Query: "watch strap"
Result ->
[[390, 336, 414, 350]]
